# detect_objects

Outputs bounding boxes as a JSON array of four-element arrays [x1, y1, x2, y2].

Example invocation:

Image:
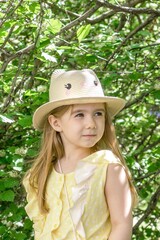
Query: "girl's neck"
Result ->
[[61, 148, 91, 163], [56, 148, 92, 174]]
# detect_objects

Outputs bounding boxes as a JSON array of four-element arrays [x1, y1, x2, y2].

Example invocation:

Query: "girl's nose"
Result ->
[[85, 116, 96, 129]]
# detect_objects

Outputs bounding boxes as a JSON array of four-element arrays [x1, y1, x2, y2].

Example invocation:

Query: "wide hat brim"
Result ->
[[33, 96, 126, 130]]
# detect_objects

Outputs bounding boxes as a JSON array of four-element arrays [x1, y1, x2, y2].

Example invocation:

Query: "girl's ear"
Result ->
[[48, 115, 62, 132]]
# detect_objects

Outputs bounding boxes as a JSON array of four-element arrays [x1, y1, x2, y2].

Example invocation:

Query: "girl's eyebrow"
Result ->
[[71, 108, 105, 114]]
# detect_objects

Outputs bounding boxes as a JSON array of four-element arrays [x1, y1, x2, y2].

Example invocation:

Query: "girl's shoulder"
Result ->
[[82, 149, 122, 166], [74, 150, 123, 183]]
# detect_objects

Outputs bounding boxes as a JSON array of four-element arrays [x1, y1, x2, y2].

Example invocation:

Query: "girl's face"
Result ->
[[48, 103, 105, 152]]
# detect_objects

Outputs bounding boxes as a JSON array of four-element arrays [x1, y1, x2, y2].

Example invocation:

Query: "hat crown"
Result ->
[[49, 69, 105, 101]]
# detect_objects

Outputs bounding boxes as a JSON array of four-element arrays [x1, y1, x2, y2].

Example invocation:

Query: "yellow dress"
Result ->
[[23, 150, 123, 240]]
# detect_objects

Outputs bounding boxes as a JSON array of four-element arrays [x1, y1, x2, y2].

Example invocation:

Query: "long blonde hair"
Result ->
[[24, 105, 137, 213]]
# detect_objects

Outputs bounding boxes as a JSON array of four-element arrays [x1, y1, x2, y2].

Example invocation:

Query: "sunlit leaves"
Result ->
[[47, 18, 62, 34], [77, 24, 91, 43], [0, 115, 15, 124], [41, 52, 57, 63]]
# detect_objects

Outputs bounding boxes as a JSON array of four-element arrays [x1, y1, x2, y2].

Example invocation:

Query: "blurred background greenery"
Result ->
[[0, 0, 160, 239]]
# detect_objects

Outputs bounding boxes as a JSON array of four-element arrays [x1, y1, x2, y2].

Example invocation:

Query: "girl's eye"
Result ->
[[75, 113, 84, 118], [95, 111, 103, 116]]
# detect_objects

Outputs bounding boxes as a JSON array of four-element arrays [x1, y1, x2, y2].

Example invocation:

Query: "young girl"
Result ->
[[23, 69, 137, 240]]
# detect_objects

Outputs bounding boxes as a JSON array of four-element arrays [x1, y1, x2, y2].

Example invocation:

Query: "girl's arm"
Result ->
[[105, 164, 133, 240]]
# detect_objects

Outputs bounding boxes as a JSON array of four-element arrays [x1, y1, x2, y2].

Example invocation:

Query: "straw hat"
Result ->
[[33, 69, 126, 130]]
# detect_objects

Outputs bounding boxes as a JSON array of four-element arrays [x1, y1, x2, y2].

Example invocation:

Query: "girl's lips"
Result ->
[[82, 134, 96, 137]]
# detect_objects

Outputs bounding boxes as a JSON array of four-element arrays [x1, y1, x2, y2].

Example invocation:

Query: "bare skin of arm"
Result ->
[[105, 164, 133, 240]]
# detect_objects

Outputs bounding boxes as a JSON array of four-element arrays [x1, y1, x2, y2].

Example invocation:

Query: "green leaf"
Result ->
[[138, 30, 150, 36], [0, 190, 15, 202], [18, 115, 32, 127], [0, 225, 7, 235], [23, 218, 33, 230], [27, 149, 38, 157], [4, 178, 19, 188], [86, 54, 97, 63], [152, 90, 160, 100], [0, 180, 5, 191], [103, 73, 119, 87], [47, 18, 62, 34], [29, 2, 38, 12], [148, 162, 159, 172], [77, 24, 91, 43], [9, 202, 19, 214], [34, 77, 48, 82], [0, 171, 5, 177], [24, 90, 38, 96], [128, 72, 143, 80], [39, 38, 51, 48], [11, 212, 22, 221], [14, 232, 27, 240]]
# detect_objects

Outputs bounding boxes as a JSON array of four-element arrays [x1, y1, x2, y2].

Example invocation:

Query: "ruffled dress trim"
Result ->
[[69, 150, 121, 238], [23, 176, 46, 239], [70, 162, 96, 238]]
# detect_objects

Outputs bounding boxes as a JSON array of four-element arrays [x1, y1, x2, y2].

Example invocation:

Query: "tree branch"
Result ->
[[1, 1, 45, 113], [100, 0, 160, 16], [1, 25, 16, 49], [129, 42, 160, 50], [133, 185, 160, 233], [142, 139, 160, 152], [116, 13, 127, 32], [57, 2, 103, 34], [125, 90, 152, 108], [0, 44, 35, 73], [45, 1, 80, 18], [104, 14, 158, 67], [134, 122, 159, 153], [0, 0, 24, 28], [0, 1, 158, 73], [136, 169, 160, 181], [2, 55, 24, 112], [88, 0, 147, 24], [0, 2, 103, 72]]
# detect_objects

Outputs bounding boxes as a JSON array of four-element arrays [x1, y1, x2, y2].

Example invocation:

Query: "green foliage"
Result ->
[[47, 18, 62, 34], [0, 0, 160, 239], [77, 24, 91, 43]]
